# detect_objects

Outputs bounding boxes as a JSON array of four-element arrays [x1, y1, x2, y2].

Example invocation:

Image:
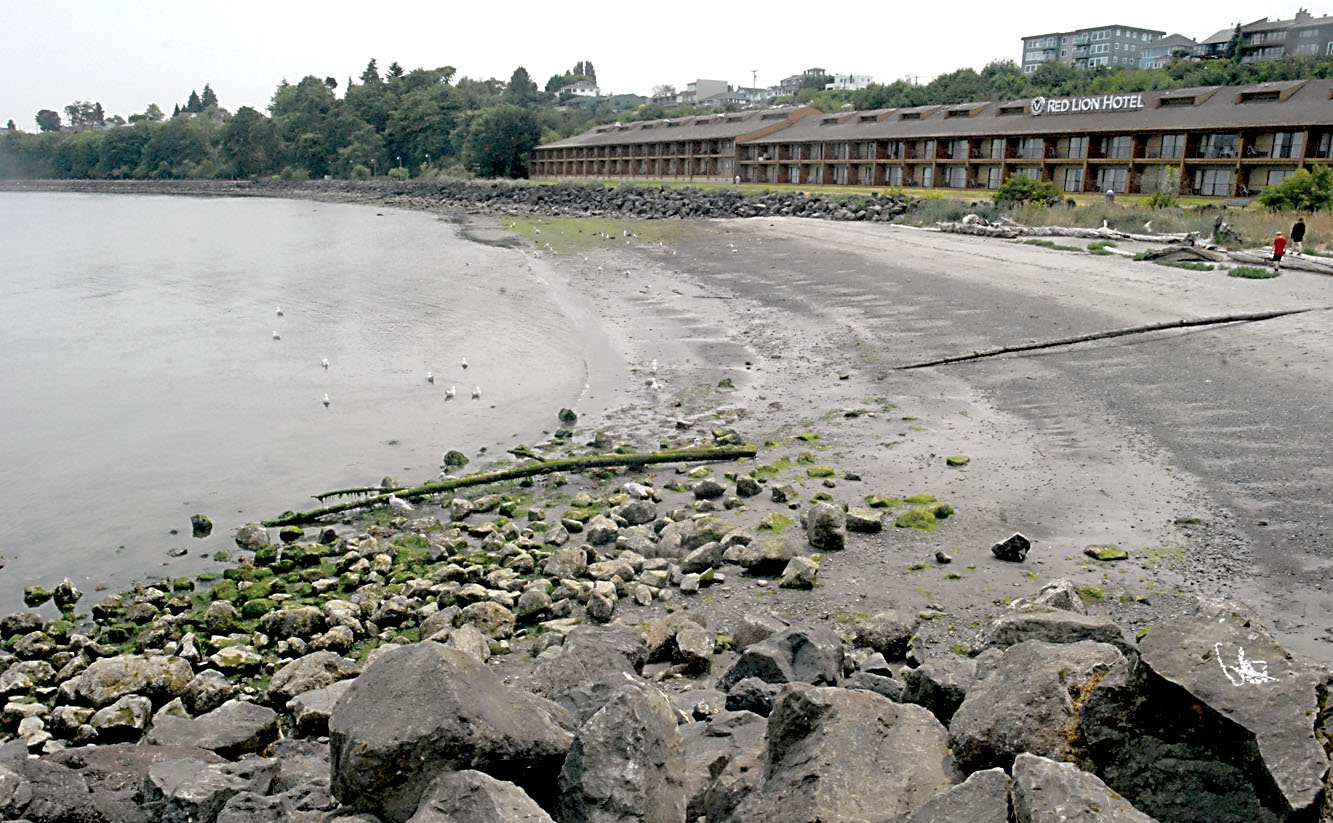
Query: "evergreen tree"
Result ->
[[1225, 23, 1244, 63], [5, 119, 15, 131], [584, 61, 596, 84], [200, 84, 218, 108], [35, 109, 61, 132], [172, 103, 181, 117], [387, 62, 404, 80], [504, 67, 540, 106], [360, 59, 381, 85], [186, 90, 203, 113]]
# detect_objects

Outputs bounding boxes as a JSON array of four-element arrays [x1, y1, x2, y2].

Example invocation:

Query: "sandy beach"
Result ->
[[503, 213, 1333, 668]]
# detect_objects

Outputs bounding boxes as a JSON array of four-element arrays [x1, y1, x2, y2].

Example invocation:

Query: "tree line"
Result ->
[[5, 54, 1333, 181]]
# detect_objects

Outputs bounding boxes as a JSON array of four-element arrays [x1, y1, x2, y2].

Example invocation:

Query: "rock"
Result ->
[[655, 515, 735, 559], [145, 757, 278, 823], [1010, 579, 1086, 614], [680, 541, 725, 574], [260, 605, 326, 640], [52, 578, 82, 610], [674, 620, 714, 674], [680, 711, 767, 821], [1077, 600, 1330, 822], [735, 475, 762, 497], [716, 625, 842, 692], [727, 533, 799, 575], [89, 694, 152, 742], [586, 592, 616, 623], [1083, 545, 1130, 562], [882, 768, 1011, 823], [724, 678, 781, 716], [805, 502, 846, 550], [778, 556, 818, 589], [990, 532, 1031, 561], [731, 613, 788, 652], [209, 645, 264, 671], [23, 586, 52, 607], [731, 684, 953, 822], [613, 499, 657, 526], [190, 514, 214, 538], [146, 700, 280, 758], [949, 640, 1124, 773], [203, 601, 239, 632], [542, 547, 586, 579], [330, 642, 574, 821], [288, 680, 354, 738], [0, 752, 102, 823], [851, 610, 919, 660], [216, 791, 293, 822], [900, 657, 976, 725], [446, 624, 494, 663], [46, 741, 225, 803], [845, 671, 904, 701], [557, 681, 686, 823], [693, 478, 727, 499], [72, 654, 193, 708], [233, 523, 269, 551], [844, 507, 883, 533], [443, 450, 469, 468], [585, 515, 620, 546], [268, 651, 360, 705], [459, 601, 517, 640], [1011, 753, 1156, 822], [975, 604, 1130, 652], [409, 769, 554, 822], [516, 588, 553, 622]]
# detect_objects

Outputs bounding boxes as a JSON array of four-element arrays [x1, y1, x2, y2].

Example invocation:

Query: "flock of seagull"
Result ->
[[269, 307, 481, 409]]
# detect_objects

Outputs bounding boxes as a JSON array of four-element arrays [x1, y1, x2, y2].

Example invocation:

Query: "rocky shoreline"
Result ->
[[0, 178, 912, 222]]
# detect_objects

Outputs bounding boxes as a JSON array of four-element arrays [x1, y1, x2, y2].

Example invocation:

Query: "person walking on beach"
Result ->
[[1272, 232, 1287, 272], [1290, 217, 1306, 254]]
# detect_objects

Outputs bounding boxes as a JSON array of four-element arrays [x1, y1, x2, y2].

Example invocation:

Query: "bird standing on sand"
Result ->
[[649, 378, 661, 391], [426, 371, 434, 385], [321, 358, 329, 370], [471, 386, 482, 400], [388, 494, 413, 514], [1143, 220, 1153, 232], [445, 385, 456, 400], [651, 359, 658, 373], [461, 357, 469, 370], [322, 393, 330, 408], [1101, 219, 1109, 230], [273, 331, 281, 340], [276, 307, 284, 317]]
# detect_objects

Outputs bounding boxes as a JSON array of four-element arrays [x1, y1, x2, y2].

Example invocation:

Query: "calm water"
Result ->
[[0, 193, 613, 614]]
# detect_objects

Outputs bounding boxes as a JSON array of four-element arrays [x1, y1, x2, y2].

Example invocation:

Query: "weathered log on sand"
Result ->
[[263, 445, 758, 527], [1225, 249, 1333, 275], [934, 221, 1194, 244], [1138, 245, 1226, 262]]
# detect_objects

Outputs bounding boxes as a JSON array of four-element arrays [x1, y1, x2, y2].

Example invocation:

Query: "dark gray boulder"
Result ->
[[949, 640, 1124, 773], [845, 671, 904, 702], [715, 625, 842, 693], [267, 651, 360, 705], [1077, 601, 1330, 823], [524, 626, 649, 725], [851, 610, 919, 660], [408, 770, 553, 822], [680, 711, 766, 822], [730, 684, 954, 822], [216, 791, 294, 823], [1011, 753, 1157, 822], [975, 604, 1131, 653], [46, 743, 224, 807], [329, 642, 574, 823], [805, 502, 846, 551], [287, 679, 354, 738], [731, 613, 788, 652], [990, 533, 1030, 561], [145, 700, 279, 759], [881, 767, 1011, 823], [900, 657, 976, 725], [556, 680, 686, 823], [145, 758, 278, 823], [724, 677, 782, 716]]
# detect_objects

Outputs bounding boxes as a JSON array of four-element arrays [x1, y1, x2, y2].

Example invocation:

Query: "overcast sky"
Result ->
[[1, 1, 1322, 128]]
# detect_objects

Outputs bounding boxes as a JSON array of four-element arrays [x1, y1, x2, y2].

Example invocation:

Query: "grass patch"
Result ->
[[1021, 238, 1085, 252], [1075, 584, 1105, 601], [1086, 240, 1118, 255], [895, 507, 942, 533], [757, 513, 795, 534], [945, 455, 970, 467], [1153, 260, 1214, 271], [1228, 265, 1281, 279]]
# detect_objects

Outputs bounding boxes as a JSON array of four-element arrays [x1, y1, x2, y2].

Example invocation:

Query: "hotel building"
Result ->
[[530, 79, 1333, 199]]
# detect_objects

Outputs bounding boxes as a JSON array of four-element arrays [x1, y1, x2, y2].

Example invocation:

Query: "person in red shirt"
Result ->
[[1272, 233, 1287, 272]]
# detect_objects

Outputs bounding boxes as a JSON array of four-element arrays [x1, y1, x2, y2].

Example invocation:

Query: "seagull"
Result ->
[[471, 386, 482, 400], [1101, 219, 1109, 230], [651, 358, 658, 373], [322, 393, 330, 408], [321, 358, 329, 370], [276, 307, 284, 317], [273, 330, 280, 340], [1143, 220, 1153, 232], [445, 385, 456, 400], [461, 357, 468, 370], [426, 371, 434, 384], [388, 494, 413, 514], [649, 378, 662, 391]]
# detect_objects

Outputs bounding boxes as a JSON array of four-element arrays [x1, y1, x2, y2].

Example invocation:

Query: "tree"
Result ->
[[651, 84, 676, 99], [387, 61, 404, 80], [172, 103, 180, 117], [360, 59, 381, 85], [993, 174, 1062, 206], [35, 109, 61, 132], [583, 61, 596, 84], [6, 120, 16, 131], [201, 84, 218, 108], [186, 90, 203, 113], [64, 101, 104, 130], [504, 66, 540, 106], [129, 103, 165, 124], [1224, 23, 1244, 64], [1258, 167, 1333, 212], [220, 105, 277, 177], [324, 77, 338, 91], [462, 104, 540, 177]]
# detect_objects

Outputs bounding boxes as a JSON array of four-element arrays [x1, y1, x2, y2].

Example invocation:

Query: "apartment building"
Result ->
[[1140, 34, 1198, 69], [826, 74, 874, 91], [1195, 9, 1333, 61], [1022, 25, 1166, 72], [531, 80, 1333, 200]]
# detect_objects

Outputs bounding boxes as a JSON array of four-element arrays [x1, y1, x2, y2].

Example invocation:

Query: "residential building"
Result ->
[[557, 80, 601, 98], [1140, 34, 1198, 69], [826, 74, 874, 91], [778, 68, 827, 96], [1195, 9, 1333, 62], [679, 79, 729, 106], [531, 79, 1333, 200], [1022, 25, 1165, 72]]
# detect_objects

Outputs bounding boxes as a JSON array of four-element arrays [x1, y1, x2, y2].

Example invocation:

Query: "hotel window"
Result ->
[[1193, 168, 1233, 196], [945, 166, 967, 188], [1097, 168, 1128, 192], [1160, 133, 1186, 158], [920, 167, 934, 187], [1267, 169, 1295, 186], [832, 166, 847, 185], [1016, 167, 1041, 181], [859, 165, 874, 186], [886, 141, 904, 160], [1200, 133, 1238, 158], [1064, 168, 1084, 192], [1019, 137, 1044, 159], [989, 139, 1004, 159], [1316, 132, 1332, 157], [987, 168, 1002, 189], [1270, 132, 1305, 159], [787, 165, 800, 184], [1100, 136, 1131, 159], [950, 139, 968, 159], [886, 166, 903, 186], [1066, 136, 1088, 158]]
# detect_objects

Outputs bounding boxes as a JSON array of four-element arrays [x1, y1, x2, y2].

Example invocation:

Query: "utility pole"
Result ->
[[751, 69, 758, 90]]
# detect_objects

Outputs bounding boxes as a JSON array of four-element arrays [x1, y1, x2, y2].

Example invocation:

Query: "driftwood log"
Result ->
[[263, 444, 758, 527], [895, 307, 1318, 370], [1225, 249, 1333, 275], [936, 221, 1196, 244]]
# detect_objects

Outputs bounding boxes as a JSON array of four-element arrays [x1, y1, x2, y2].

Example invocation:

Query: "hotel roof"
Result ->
[[539, 107, 817, 149]]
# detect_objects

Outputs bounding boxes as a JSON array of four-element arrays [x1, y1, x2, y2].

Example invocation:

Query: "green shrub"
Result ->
[[994, 175, 1062, 207], [1228, 265, 1281, 279], [349, 164, 370, 180], [1257, 167, 1332, 212], [388, 166, 410, 181], [1145, 191, 1179, 209]]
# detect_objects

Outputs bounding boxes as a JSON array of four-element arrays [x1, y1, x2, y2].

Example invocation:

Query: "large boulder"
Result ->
[[900, 657, 976, 725], [716, 625, 843, 693], [47, 742, 224, 807], [805, 502, 846, 551], [260, 605, 325, 641], [556, 681, 686, 823], [1010, 578, 1086, 614], [881, 768, 1011, 823], [1011, 753, 1156, 822], [851, 610, 919, 660], [731, 684, 954, 822], [949, 640, 1124, 773], [974, 604, 1130, 653], [329, 642, 575, 822], [267, 651, 360, 705], [654, 516, 735, 559], [680, 711, 767, 822], [409, 770, 554, 822], [146, 700, 279, 759], [1077, 601, 1331, 823], [524, 625, 649, 724], [726, 534, 799, 575], [144, 757, 278, 823], [288, 679, 355, 738], [71, 654, 193, 708]]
